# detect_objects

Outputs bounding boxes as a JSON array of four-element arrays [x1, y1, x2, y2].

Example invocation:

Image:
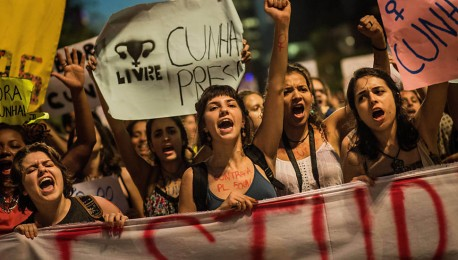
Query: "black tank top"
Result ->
[[22, 196, 104, 226]]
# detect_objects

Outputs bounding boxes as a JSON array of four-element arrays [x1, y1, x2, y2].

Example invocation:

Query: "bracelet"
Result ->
[[372, 43, 387, 51]]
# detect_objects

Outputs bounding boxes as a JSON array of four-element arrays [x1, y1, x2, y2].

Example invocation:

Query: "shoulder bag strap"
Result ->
[[282, 131, 304, 192], [192, 162, 208, 211], [308, 124, 321, 188], [282, 124, 321, 192]]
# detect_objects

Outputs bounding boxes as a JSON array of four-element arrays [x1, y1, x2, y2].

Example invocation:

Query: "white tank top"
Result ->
[[275, 142, 343, 196]]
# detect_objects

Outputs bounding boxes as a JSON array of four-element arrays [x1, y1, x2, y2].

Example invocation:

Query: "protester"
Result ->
[[87, 57, 190, 216], [341, 67, 448, 184], [11, 143, 127, 239], [126, 120, 154, 166], [69, 115, 144, 218], [0, 47, 96, 235], [238, 90, 264, 136], [275, 15, 389, 195], [275, 63, 351, 195], [179, 0, 290, 213], [311, 77, 335, 118], [401, 90, 456, 162]]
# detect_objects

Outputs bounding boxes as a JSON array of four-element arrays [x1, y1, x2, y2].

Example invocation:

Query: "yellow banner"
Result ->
[[0, 77, 48, 125], [0, 0, 66, 112]]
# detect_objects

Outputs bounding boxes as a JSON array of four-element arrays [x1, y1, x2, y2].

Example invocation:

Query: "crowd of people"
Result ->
[[1, 0, 456, 240]]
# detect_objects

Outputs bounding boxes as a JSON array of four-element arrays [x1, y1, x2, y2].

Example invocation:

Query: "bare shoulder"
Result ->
[[179, 167, 197, 213], [182, 167, 194, 182], [340, 132, 365, 183], [93, 196, 121, 213], [120, 167, 133, 180]]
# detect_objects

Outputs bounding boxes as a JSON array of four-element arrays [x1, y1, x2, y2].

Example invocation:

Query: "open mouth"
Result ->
[[292, 104, 305, 117], [217, 118, 234, 131], [0, 160, 12, 175], [372, 109, 385, 121], [162, 144, 175, 154], [406, 109, 416, 116], [39, 177, 55, 192]]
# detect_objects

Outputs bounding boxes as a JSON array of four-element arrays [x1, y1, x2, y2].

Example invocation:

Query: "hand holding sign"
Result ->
[[241, 39, 252, 64], [52, 47, 86, 91]]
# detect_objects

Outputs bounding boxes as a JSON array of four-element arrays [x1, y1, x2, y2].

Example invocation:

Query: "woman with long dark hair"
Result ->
[[68, 115, 144, 218], [341, 67, 448, 182], [87, 57, 190, 216]]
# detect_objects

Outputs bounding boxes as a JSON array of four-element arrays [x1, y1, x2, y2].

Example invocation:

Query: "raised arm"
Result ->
[[358, 15, 390, 74], [253, 0, 291, 164], [52, 47, 96, 175], [323, 106, 355, 157], [87, 56, 152, 198], [414, 81, 449, 153]]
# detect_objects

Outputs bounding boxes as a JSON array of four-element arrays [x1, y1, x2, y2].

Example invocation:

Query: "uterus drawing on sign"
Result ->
[[115, 40, 155, 67]]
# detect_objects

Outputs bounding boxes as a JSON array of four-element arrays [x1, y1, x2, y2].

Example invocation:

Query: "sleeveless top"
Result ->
[[275, 142, 343, 196], [144, 187, 178, 217], [22, 196, 104, 226], [206, 164, 276, 210], [364, 138, 439, 177]]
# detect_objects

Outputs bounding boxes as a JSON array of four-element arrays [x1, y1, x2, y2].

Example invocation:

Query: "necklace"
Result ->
[[285, 131, 309, 144], [0, 194, 18, 213], [378, 147, 405, 173]]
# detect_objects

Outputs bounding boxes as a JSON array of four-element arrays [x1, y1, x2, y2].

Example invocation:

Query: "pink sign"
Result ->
[[378, 0, 458, 90]]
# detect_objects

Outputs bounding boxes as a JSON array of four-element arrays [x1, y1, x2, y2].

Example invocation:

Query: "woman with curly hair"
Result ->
[[341, 67, 448, 183], [0, 47, 96, 234]]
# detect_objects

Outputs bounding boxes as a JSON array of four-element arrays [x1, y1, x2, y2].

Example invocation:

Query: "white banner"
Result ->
[[1, 163, 457, 259], [94, 0, 245, 120]]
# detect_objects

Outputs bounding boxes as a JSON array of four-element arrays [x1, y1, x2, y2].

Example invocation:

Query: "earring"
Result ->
[[206, 132, 212, 143], [310, 109, 315, 115], [241, 127, 246, 139]]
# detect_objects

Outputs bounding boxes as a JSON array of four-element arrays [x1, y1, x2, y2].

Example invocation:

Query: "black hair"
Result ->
[[346, 67, 418, 159], [195, 85, 251, 149], [0, 122, 49, 145], [126, 120, 147, 137], [286, 63, 325, 131], [146, 117, 189, 187], [67, 114, 122, 182]]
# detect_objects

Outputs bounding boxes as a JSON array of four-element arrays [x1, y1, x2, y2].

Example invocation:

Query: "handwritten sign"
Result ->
[[41, 37, 100, 117], [0, 0, 65, 111], [94, 0, 244, 120], [378, 0, 458, 89], [72, 176, 129, 214], [0, 78, 48, 125], [1, 163, 457, 259]]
